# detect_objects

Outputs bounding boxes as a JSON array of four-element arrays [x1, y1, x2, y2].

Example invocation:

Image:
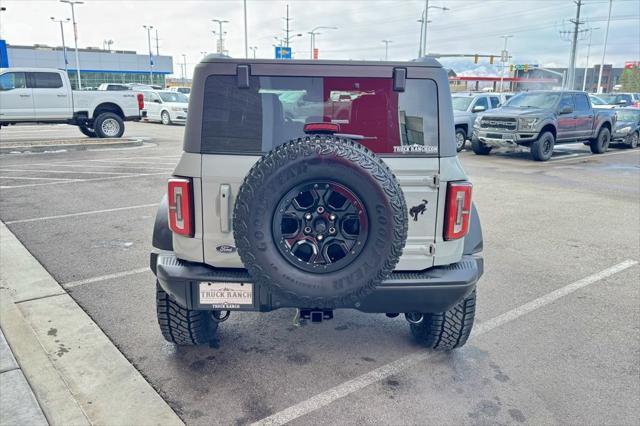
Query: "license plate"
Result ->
[[199, 282, 253, 309], [486, 133, 503, 139]]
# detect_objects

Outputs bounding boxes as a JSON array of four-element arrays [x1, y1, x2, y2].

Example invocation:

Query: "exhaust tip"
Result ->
[[404, 312, 424, 324]]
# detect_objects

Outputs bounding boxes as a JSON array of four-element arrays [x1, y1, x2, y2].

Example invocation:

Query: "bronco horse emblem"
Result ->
[[409, 200, 428, 221]]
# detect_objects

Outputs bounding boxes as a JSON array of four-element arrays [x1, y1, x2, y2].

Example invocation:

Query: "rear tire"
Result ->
[[471, 138, 492, 155], [455, 128, 466, 152], [156, 283, 218, 345], [78, 124, 97, 138], [409, 290, 476, 350], [590, 127, 611, 154], [94, 112, 125, 138], [530, 131, 555, 161]]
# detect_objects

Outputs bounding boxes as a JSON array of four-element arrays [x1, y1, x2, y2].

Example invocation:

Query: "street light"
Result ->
[[597, 0, 613, 93], [60, 0, 84, 89], [0, 7, 7, 39], [582, 27, 600, 91], [212, 19, 229, 54], [308, 26, 338, 59], [420, 1, 448, 57], [382, 40, 392, 61], [51, 17, 70, 72], [498, 35, 513, 92], [249, 46, 258, 59], [103, 39, 113, 51], [142, 25, 154, 84]]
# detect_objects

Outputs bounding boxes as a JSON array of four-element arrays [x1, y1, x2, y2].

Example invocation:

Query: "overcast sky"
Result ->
[[1, 0, 638, 77]]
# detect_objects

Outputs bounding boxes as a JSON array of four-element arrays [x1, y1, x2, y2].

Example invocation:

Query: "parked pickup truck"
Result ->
[[0, 68, 144, 138], [472, 90, 617, 161]]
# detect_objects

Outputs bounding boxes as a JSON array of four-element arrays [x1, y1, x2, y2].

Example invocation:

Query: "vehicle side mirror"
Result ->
[[560, 105, 573, 114], [617, 100, 627, 105], [154, 99, 162, 104], [472, 105, 486, 113]]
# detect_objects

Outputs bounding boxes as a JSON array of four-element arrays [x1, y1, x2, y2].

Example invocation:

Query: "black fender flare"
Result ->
[[152, 195, 173, 251], [463, 203, 483, 255]]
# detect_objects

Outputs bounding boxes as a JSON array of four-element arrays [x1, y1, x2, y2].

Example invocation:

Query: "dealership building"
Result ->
[[0, 41, 173, 89]]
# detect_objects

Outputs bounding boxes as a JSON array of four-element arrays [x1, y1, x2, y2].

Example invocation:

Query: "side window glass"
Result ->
[[489, 97, 500, 108], [572, 94, 590, 112], [474, 97, 489, 110], [0, 72, 27, 91], [559, 94, 574, 111], [32, 72, 63, 89]]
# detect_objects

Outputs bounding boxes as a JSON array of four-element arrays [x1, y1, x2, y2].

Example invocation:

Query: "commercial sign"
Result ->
[[275, 46, 292, 59]]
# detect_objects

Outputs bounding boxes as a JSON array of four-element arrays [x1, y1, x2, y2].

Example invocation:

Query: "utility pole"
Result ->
[[243, 0, 248, 58], [143, 25, 154, 84], [212, 19, 229, 54], [582, 27, 599, 91], [51, 17, 70, 72], [182, 54, 187, 84], [60, 0, 83, 89], [499, 35, 513, 93], [382, 40, 392, 61], [154, 29, 160, 56], [420, 0, 448, 57], [567, 0, 584, 90], [283, 4, 292, 47], [597, 0, 613, 93]]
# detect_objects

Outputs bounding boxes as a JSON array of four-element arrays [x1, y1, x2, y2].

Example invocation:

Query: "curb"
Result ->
[[0, 222, 183, 426], [0, 138, 144, 154]]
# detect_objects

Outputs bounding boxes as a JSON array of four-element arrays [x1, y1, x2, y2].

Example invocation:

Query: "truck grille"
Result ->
[[480, 117, 517, 130]]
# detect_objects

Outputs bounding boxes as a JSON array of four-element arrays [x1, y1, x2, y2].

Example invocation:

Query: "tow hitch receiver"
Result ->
[[300, 309, 334, 323]]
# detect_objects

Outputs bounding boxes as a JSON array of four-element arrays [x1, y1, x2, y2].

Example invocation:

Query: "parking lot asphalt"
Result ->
[[1, 122, 638, 425]]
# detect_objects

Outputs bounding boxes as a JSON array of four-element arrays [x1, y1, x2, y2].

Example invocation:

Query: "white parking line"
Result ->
[[63, 267, 150, 289], [0, 155, 180, 168], [252, 259, 638, 426], [549, 149, 636, 163], [89, 159, 178, 166], [0, 168, 135, 175], [1, 163, 174, 171], [0, 176, 81, 181], [4, 203, 158, 225], [0, 172, 168, 189]]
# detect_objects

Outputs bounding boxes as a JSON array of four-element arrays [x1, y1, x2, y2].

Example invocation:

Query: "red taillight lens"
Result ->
[[303, 122, 340, 134], [168, 177, 193, 237], [444, 181, 473, 241], [137, 93, 144, 110]]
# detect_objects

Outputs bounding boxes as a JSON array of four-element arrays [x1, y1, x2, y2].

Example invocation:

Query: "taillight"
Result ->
[[444, 181, 473, 241], [168, 177, 193, 237], [137, 93, 144, 110]]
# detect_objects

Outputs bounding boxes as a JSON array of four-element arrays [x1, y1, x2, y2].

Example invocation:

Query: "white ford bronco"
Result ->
[[150, 57, 484, 350]]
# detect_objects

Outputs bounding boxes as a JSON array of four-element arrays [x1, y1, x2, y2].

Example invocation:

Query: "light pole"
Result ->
[[499, 35, 513, 92], [200, 51, 208, 57], [597, 0, 613, 93], [243, 0, 248, 58], [582, 27, 599, 91], [103, 39, 113, 51], [382, 40, 392, 61], [420, 1, 448, 57], [60, 0, 83, 89], [181, 54, 187, 84], [308, 26, 338, 59], [51, 17, 70, 72], [212, 19, 229, 54], [249, 46, 258, 59], [0, 7, 6, 39], [143, 25, 154, 84]]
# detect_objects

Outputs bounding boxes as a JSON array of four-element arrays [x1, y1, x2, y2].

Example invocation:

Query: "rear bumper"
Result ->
[[151, 253, 483, 314]]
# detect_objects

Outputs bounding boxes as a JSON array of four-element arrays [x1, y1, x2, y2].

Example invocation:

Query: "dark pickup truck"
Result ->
[[472, 90, 617, 161]]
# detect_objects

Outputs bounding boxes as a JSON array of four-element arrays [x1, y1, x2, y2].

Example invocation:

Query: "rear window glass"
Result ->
[[201, 75, 439, 156], [31, 72, 63, 89]]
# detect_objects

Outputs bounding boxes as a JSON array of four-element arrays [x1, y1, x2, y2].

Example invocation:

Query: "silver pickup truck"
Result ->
[[472, 90, 617, 161], [0, 68, 144, 138]]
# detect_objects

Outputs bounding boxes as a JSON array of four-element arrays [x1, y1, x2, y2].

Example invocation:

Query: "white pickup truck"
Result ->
[[0, 68, 144, 138]]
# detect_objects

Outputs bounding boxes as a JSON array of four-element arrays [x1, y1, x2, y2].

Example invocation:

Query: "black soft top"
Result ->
[[200, 56, 443, 68]]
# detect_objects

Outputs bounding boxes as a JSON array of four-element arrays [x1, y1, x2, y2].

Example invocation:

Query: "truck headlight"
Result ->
[[618, 126, 632, 134], [518, 117, 538, 130], [171, 106, 183, 112], [474, 116, 482, 128]]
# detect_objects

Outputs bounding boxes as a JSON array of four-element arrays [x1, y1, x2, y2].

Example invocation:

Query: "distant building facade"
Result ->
[[513, 65, 624, 92], [0, 42, 173, 89]]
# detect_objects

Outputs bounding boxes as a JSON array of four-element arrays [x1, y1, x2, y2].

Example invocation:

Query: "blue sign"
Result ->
[[0, 40, 9, 68], [275, 46, 292, 59]]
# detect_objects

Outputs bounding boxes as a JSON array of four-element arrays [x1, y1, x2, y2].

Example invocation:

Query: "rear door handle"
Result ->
[[19, 94, 31, 98], [56, 94, 67, 98]]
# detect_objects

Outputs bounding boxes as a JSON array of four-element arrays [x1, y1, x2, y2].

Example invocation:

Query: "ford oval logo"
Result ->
[[216, 245, 237, 254]]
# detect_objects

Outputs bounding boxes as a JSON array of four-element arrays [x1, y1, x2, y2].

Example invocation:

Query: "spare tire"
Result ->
[[233, 136, 408, 307]]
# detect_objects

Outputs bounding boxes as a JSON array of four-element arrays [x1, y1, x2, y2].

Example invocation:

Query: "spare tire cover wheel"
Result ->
[[233, 136, 408, 306]]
